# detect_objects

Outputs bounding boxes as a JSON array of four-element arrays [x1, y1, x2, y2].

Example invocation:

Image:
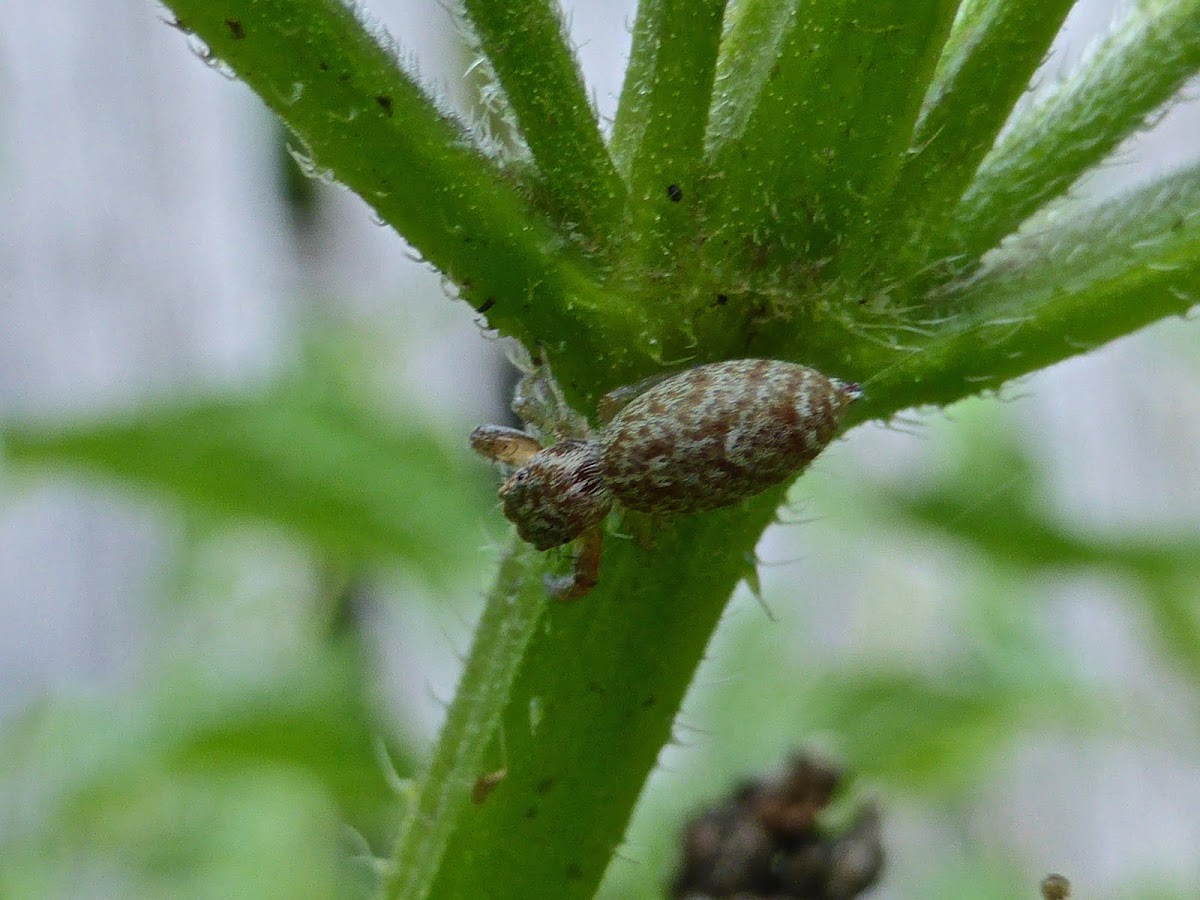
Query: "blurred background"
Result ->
[[1, 1, 1199, 897]]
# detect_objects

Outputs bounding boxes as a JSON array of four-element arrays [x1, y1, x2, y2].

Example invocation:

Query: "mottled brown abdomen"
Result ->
[[598, 359, 860, 515]]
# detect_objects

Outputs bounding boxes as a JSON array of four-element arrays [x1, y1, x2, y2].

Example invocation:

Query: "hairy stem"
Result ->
[[162, 0, 656, 400], [949, 0, 1200, 262], [459, 0, 626, 239], [384, 539, 547, 900]]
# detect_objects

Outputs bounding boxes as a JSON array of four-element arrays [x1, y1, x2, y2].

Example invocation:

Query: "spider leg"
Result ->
[[619, 509, 659, 550], [469, 424, 543, 466], [544, 525, 603, 602]]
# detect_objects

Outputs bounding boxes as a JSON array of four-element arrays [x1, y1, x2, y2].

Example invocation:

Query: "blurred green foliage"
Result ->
[[0, 649, 408, 898], [0, 338, 478, 896], [1, 354, 492, 588]]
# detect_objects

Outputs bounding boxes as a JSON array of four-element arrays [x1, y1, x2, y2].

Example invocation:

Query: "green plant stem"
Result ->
[[850, 162, 1200, 414], [383, 538, 547, 900], [161, 0, 655, 398], [420, 489, 785, 899], [705, 0, 959, 268], [949, 0, 1200, 262], [610, 0, 728, 268], [879, 0, 1076, 269], [460, 0, 626, 238], [705, 0, 801, 155]]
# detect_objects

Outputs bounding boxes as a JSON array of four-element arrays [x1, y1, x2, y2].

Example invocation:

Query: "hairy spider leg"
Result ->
[[544, 525, 603, 602], [469, 424, 543, 466]]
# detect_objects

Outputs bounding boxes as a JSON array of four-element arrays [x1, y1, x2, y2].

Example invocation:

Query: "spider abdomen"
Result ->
[[598, 359, 860, 515]]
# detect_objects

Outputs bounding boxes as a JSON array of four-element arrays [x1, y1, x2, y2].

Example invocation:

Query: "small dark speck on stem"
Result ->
[[376, 94, 394, 116], [667, 184, 683, 203], [225, 19, 245, 39]]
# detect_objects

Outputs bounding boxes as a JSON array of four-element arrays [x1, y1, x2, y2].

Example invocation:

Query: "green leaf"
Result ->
[[920, 859, 1033, 900], [833, 401, 1200, 688], [4, 653, 394, 816], [1141, 575, 1200, 685], [1, 384, 490, 585], [0, 652, 398, 897], [801, 670, 1057, 789]]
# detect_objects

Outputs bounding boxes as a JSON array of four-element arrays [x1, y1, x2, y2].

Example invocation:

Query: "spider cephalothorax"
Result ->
[[471, 359, 862, 601], [497, 439, 612, 550]]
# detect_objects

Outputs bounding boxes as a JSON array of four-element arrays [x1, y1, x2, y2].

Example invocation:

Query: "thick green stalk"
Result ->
[[705, 0, 959, 269], [421, 490, 784, 899], [610, 0, 728, 269], [459, 0, 626, 238], [384, 539, 547, 900], [949, 0, 1200, 262], [161, 0, 656, 399]]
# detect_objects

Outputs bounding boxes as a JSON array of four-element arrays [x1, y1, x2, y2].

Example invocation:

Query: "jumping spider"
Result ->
[[471, 358, 862, 600]]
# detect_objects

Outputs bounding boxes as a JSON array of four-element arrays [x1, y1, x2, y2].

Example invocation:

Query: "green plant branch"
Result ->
[[383, 537, 547, 900], [846, 162, 1200, 415], [879, 0, 1076, 269], [705, 0, 799, 157], [949, 0, 1200, 263], [611, 0, 719, 173], [705, 0, 959, 268], [610, 0, 728, 268], [161, 0, 655, 397], [458, 0, 626, 238]]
